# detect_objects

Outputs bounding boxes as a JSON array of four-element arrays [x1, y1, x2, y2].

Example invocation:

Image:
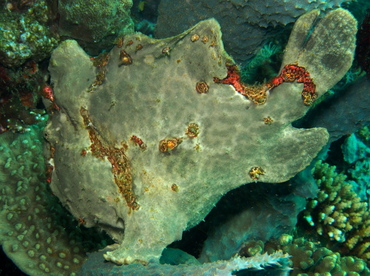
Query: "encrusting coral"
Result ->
[[43, 8, 356, 265], [0, 122, 87, 275], [0, 121, 112, 275]]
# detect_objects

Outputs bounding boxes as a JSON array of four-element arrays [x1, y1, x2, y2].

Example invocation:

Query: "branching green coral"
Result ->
[[301, 161, 370, 265], [303, 162, 366, 242]]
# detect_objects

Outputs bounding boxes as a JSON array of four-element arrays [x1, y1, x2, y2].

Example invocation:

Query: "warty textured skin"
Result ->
[[44, 9, 356, 265]]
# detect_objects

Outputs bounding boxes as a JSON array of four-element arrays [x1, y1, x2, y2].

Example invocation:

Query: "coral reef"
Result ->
[[301, 161, 370, 265], [233, 160, 370, 275], [303, 161, 367, 242], [43, 8, 355, 265], [240, 235, 370, 276], [57, 0, 134, 55], [0, 61, 48, 134], [0, 122, 87, 276], [155, 0, 353, 63], [0, 0, 59, 67], [0, 121, 113, 275]]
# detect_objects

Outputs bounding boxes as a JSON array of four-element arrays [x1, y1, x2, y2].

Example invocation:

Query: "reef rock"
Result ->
[[45, 9, 356, 265], [0, 0, 59, 67], [57, 0, 134, 55]]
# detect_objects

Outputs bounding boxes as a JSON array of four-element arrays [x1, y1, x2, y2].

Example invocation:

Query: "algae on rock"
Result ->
[[44, 9, 356, 265], [0, 0, 59, 67], [57, 0, 134, 55]]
